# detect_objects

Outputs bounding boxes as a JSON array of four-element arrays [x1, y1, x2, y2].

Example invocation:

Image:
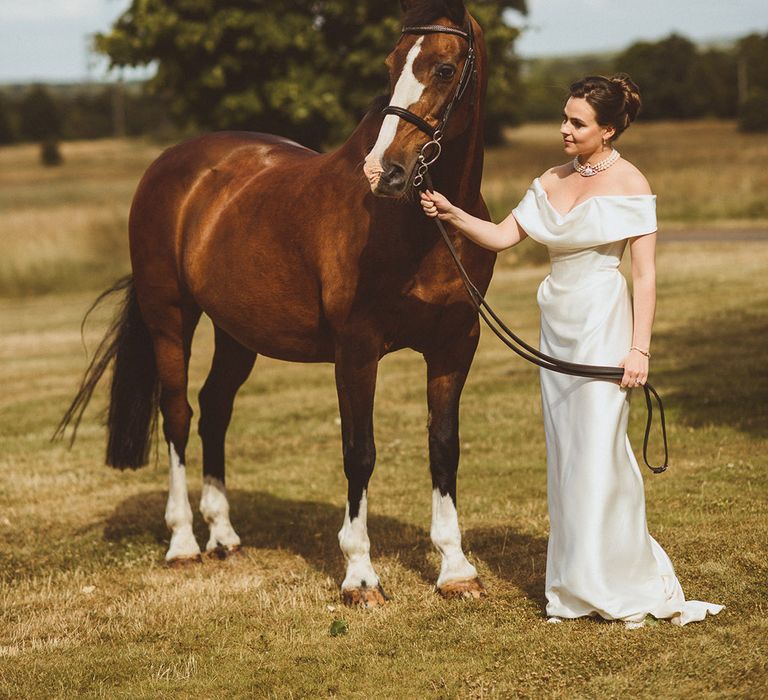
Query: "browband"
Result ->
[[401, 25, 470, 40]]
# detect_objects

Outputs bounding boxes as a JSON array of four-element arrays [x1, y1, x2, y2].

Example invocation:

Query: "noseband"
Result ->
[[381, 20, 477, 188]]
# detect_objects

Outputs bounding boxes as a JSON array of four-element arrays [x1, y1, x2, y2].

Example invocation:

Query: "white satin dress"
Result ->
[[512, 178, 723, 625]]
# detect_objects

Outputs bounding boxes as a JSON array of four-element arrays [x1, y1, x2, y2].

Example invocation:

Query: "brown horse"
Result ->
[[59, 0, 495, 605]]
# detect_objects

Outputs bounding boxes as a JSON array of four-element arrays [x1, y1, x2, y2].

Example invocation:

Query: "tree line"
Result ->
[[0, 83, 176, 146], [522, 32, 768, 131], [1, 15, 766, 158]]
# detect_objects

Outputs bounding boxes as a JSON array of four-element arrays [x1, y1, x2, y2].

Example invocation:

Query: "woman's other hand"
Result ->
[[420, 190, 454, 219], [618, 349, 649, 389]]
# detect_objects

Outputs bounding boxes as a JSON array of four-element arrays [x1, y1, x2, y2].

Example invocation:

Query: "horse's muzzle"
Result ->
[[371, 161, 409, 197]]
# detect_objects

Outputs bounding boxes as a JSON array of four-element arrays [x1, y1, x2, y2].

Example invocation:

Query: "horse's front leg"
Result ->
[[335, 338, 387, 607], [425, 343, 487, 599]]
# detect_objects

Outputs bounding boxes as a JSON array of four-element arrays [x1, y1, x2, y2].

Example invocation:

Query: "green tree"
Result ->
[[19, 85, 62, 141], [615, 34, 701, 119], [736, 33, 768, 132], [737, 32, 768, 94], [690, 48, 738, 119], [0, 93, 16, 144], [95, 0, 526, 149], [521, 53, 615, 122]]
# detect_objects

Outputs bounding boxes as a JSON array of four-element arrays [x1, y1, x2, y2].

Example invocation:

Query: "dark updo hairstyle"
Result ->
[[568, 74, 642, 142]]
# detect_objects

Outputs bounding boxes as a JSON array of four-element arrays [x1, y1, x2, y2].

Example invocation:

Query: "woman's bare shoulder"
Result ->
[[612, 158, 653, 195], [539, 163, 572, 187]]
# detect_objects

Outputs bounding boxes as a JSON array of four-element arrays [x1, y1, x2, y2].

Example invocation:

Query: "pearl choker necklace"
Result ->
[[573, 149, 620, 177]]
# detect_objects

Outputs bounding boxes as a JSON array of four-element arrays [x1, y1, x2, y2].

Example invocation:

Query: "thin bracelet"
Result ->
[[630, 346, 651, 358]]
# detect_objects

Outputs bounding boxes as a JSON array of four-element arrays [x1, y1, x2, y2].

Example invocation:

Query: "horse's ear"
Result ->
[[444, 0, 467, 23], [400, 0, 466, 24], [399, 1, 467, 24]]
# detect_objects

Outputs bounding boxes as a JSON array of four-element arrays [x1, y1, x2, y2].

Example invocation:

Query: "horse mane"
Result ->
[[365, 93, 390, 117], [402, 0, 466, 27]]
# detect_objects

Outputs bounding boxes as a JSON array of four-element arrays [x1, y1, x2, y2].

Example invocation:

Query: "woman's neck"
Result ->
[[577, 143, 613, 165]]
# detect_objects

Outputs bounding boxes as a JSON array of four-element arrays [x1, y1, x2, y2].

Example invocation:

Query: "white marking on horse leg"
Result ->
[[164, 443, 201, 561], [338, 491, 380, 590], [200, 476, 241, 552], [431, 489, 477, 587], [363, 36, 426, 186]]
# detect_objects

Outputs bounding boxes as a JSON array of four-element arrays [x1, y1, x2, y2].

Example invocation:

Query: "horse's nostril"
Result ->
[[381, 163, 406, 187]]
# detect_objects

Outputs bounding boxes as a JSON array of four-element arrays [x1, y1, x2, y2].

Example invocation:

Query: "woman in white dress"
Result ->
[[420, 74, 722, 627]]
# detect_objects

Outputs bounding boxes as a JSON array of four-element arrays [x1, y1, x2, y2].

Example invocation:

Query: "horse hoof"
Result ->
[[166, 553, 203, 568], [205, 544, 243, 561], [341, 584, 389, 608], [437, 577, 487, 600]]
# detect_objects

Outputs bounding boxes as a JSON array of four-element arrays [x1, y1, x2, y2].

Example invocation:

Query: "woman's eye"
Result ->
[[436, 65, 456, 80]]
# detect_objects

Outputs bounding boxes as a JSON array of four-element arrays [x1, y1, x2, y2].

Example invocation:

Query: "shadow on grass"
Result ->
[[104, 490, 432, 583], [465, 526, 547, 605], [103, 490, 547, 598], [652, 308, 768, 437]]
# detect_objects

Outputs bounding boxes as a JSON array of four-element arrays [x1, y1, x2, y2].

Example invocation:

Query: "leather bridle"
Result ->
[[381, 18, 669, 473], [381, 20, 476, 188]]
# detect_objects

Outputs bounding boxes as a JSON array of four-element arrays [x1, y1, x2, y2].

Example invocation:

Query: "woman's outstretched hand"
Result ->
[[420, 189, 454, 220]]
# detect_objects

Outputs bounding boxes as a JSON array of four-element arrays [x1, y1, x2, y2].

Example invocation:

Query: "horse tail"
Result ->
[[54, 276, 160, 469]]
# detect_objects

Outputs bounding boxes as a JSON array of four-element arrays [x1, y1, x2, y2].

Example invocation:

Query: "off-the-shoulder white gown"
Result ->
[[512, 178, 723, 625]]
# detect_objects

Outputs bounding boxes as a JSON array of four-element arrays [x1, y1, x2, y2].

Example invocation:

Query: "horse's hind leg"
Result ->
[[149, 302, 203, 564], [198, 325, 256, 555], [425, 343, 486, 599]]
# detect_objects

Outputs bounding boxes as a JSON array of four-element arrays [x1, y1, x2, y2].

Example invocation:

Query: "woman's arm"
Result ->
[[419, 190, 527, 252], [619, 232, 657, 388]]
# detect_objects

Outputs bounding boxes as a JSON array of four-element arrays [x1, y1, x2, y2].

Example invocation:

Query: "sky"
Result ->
[[0, 0, 766, 83]]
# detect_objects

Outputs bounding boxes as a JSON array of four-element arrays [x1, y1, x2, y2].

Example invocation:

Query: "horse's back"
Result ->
[[129, 131, 336, 361], [129, 131, 310, 285], [134, 131, 318, 208]]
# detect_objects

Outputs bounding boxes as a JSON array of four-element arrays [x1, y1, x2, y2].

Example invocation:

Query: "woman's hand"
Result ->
[[420, 189, 454, 220], [618, 348, 649, 389]]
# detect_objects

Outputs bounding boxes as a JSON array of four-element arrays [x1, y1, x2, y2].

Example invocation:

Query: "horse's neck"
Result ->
[[431, 127, 484, 210]]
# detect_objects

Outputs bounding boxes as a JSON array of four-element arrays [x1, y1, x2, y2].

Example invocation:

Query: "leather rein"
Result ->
[[382, 20, 669, 474]]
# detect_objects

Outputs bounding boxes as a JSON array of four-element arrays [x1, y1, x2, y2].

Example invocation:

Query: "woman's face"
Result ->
[[560, 96, 614, 157]]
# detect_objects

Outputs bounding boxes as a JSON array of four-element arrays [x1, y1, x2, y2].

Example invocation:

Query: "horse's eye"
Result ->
[[436, 64, 456, 81]]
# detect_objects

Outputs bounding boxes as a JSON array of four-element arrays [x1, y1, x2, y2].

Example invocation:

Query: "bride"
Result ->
[[420, 74, 723, 627]]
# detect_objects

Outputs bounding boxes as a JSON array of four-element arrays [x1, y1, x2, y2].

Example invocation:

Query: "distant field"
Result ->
[[0, 120, 767, 296], [486, 119, 768, 226]]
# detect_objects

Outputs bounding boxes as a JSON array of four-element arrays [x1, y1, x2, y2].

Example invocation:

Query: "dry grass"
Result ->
[[0, 128, 767, 697], [1, 238, 766, 698], [0, 139, 164, 296]]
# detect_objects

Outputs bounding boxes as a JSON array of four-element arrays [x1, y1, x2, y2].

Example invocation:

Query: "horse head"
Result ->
[[363, 0, 484, 197]]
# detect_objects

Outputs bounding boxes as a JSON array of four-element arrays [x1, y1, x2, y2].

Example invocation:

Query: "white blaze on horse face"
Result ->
[[431, 489, 478, 587], [200, 476, 241, 552], [164, 443, 201, 561], [363, 36, 426, 187], [338, 490, 380, 590]]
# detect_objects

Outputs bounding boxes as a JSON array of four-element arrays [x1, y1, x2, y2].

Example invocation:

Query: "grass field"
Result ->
[[1, 126, 767, 697]]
